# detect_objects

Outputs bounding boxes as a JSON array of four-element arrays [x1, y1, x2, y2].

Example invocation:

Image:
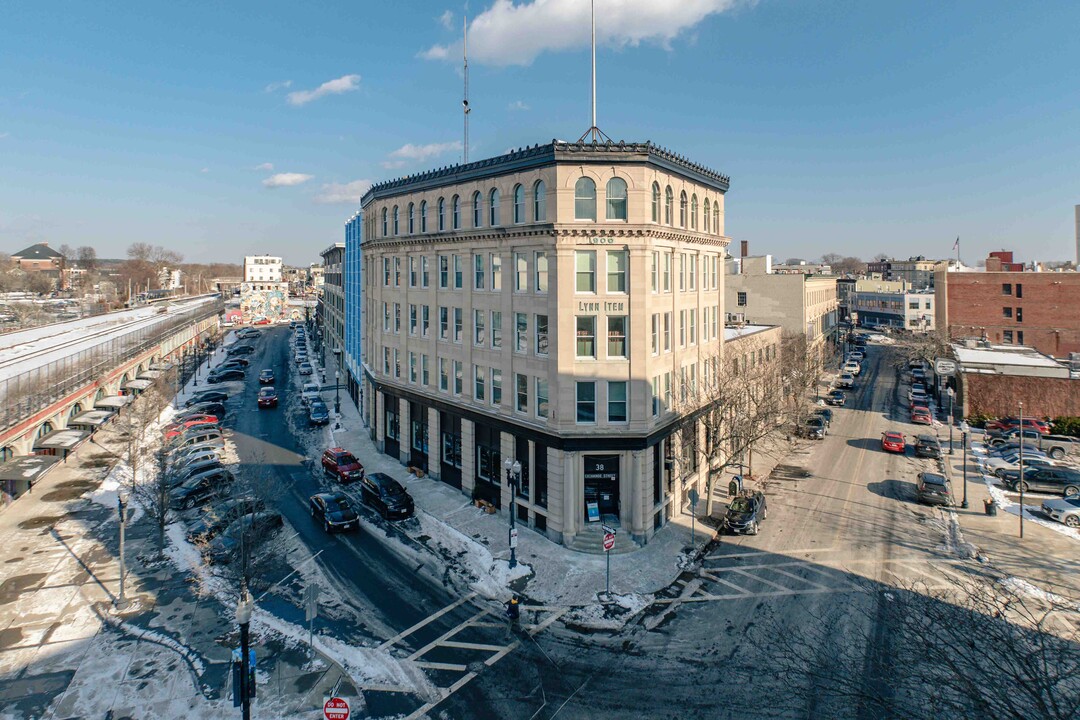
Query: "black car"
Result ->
[[186, 390, 228, 407], [825, 390, 846, 407], [258, 369, 275, 384], [206, 511, 283, 564], [998, 467, 1080, 497], [169, 472, 231, 510], [724, 491, 767, 534], [916, 472, 952, 506], [914, 435, 942, 459], [219, 356, 250, 368], [308, 400, 330, 426], [361, 472, 415, 519], [814, 408, 833, 427], [186, 496, 264, 543], [166, 459, 224, 489], [801, 416, 827, 440], [207, 368, 245, 383], [310, 492, 360, 533], [227, 344, 256, 356]]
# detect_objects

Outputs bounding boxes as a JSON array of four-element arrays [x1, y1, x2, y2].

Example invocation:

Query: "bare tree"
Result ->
[[739, 572, 1080, 720], [893, 329, 952, 371], [126, 367, 180, 556], [872, 253, 890, 262], [76, 246, 98, 272]]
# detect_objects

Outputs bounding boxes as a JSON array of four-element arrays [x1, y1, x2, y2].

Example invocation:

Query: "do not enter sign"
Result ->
[[603, 532, 615, 551], [324, 696, 350, 720]]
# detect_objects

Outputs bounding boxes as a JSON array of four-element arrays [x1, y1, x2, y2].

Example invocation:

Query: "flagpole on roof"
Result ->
[[578, 0, 611, 143], [463, 13, 470, 164]]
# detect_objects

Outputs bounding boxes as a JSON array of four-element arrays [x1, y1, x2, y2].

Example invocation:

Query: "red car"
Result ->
[[881, 431, 906, 453], [164, 419, 219, 439], [163, 414, 218, 435], [252, 316, 272, 326], [257, 387, 279, 408], [985, 417, 1050, 435], [321, 448, 365, 483], [911, 406, 932, 425]]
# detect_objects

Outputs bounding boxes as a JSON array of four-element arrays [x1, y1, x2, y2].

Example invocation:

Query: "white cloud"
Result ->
[[439, 9, 454, 29], [314, 179, 373, 205], [0, 132, 9, 139], [508, 100, 530, 111], [286, 74, 360, 106], [255, 162, 274, 171], [422, 0, 743, 66], [262, 173, 314, 188], [264, 80, 293, 93], [381, 141, 462, 169], [200, 167, 209, 173]]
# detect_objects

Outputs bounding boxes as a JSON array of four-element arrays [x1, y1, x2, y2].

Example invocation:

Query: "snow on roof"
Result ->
[[122, 378, 155, 390], [953, 345, 1065, 369], [94, 395, 134, 409], [33, 428, 90, 449], [0, 454, 61, 481], [69, 410, 115, 426], [724, 324, 778, 342]]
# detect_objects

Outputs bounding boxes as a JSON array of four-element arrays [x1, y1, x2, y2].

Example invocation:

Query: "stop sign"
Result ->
[[324, 697, 350, 720]]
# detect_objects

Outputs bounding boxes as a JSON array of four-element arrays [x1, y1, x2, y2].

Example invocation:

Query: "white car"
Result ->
[[1040, 497, 1080, 528], [836, 373, 854, 389], [843, 361, 861, 377], [298, 362, 314, 376], [847, 351, 865, 362], [908, 384, 927, 402], [984, 453, 1057, 478], [301, 383, 322, 406]]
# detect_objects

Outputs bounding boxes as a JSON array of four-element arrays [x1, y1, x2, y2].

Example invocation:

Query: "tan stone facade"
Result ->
[[359, 142, 731, 548]]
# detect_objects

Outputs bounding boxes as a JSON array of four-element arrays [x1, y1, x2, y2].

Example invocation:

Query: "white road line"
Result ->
[[525, 608, 568, 636], [698, 571, 753, 595], [730, 568, 790, 592], [439, 640, 508, 652], [405, 671, 479, 720], [657, 586, 853, 604], [414, 660, 469, 672], [483, 641, 520, 666], [407, 608, 492, 661], [772, 567, 830, 590], [378, 592, 478, 650]]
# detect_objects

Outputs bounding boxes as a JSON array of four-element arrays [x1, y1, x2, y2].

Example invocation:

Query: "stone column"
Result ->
[[630, 449, 645, 545], [427, 407, 441, 480], [561, 450, 578, 544], [398, 398, 410, 466], [375, 390, 385, 450], [499, 431, 515, 513], [461, 418, 475, 498]]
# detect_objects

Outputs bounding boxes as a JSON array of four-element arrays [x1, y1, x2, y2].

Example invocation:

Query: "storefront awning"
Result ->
[[0, 455, 61, 497], [137, 370, 163, 380], [123, 378, 155, 391], [94, 395, 134, 410], [34, 429, 90, 451], [69, 409, 116, 428]]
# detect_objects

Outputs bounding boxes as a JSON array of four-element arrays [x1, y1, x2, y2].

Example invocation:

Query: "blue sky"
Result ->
[[2, 0, 1078, 265]]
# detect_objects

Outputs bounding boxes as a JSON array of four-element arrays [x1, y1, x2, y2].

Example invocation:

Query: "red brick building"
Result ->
[[935, 257, 1080, 358]]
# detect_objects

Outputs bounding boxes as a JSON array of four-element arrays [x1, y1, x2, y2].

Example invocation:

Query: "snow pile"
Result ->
[[979, 474, 1080, 541], [560, 592, 653, 631], [89, 461, 143, 524], [99, 609, 207, 675], [998, 577, 1080, 611]]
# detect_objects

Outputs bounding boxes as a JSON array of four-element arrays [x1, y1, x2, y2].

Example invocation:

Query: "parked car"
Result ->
[[909, 392, 930, 409], [301, 383, 322, 406], [987, 427, 1042, 442], [724, 491, 767, 535], [1040, 497, 1080, 528], [916, 472, 953, 506], [206, 511, 283, 564], [321, 448, 364, 483], [308, 400, 330, 426], [169, 471, 231, 510], [361, 472, 415, 519], [166, 458, 224, 487], [843, 361, 861, 377], [170, 450, 221, 474], [185, 390, 228, 407], [258, 369, 275, 384], [169, 431, 225, 452], [218, 357, 250, 368], [310, 492, 360, 533], [814, 408, 833, 427], [298, 362, 314, 376], [985, 417, 1051, 435], [914, 435, 942, 459], [207, 368, 245, 383], [825, 390, 846, 407], [998, 467, 1080, 497], [257, 387, 279, 409], [987, 454, 1057, 479], [801, 416, 827, 439], [179, 401, 226, 419], [164, 415, 218, 434], [1038, 435, 1080, 460], [911, 406, 932, 425], [226, 343, 256, 356], [987, 440, 1044, 457], [186, 495, 264, 543], [881, 431, 906, 454], [164, 420, 219, 440], [847, 350, 865, 362], [911, 368, 927, 383], [236, 328, 261, 339], [836, 373, 854, 389], [252, 316, 272, 326], [169, 440, 225, 465]]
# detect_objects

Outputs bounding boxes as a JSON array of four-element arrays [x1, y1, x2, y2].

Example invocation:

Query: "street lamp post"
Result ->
[[946, 387, 955, 455], [960, 427, 969, 509], [1018, 401, 1025, 539], [117, 490, 130, 611], [192, 343, 199, 386], [334, 370, 340, 415], [502, 458, 521, 569], [236, 590, 254, 720]]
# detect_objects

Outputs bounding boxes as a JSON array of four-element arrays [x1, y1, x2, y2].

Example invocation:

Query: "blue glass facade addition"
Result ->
[[344, 211, 364, 420]]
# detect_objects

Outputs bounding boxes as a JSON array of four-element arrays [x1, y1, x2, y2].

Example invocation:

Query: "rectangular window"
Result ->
[[439, 358, 448, 391], [608, 381, 627, 423], [453, 360, 463, 394], [535, 252, 548, 293], [409, 257, 418, 286], [491, 311, 503, 349], [394, 257, 401, 286], [439, 306, 449, 340], [394, 348, 400, 378], [453, 307, 463, 343], [651, 251, 659, 293], [409, 304, 417, 334], [576, 251, 596, 293], [607, 250, 628, 293], [491, 254, 502, 291], [652, 375, 660, 416], [679, 310, 686, 346], [409, 352, 417, 383], [702, 307, 709, 342], [536, 377, 549, 418], [383, 257, 390, 286], [394, 303, 401, 333], [663, 372, 672, 409], [576, 316, 596, 358], [439, 255, 449, 288], [576, 381, 596, 423], [1016, 307, 1023, 323], [421, 354, 430, 385], [515, 253, 528, 292], [1002, 283, 1012, 296], [382, 302, 390, 331], [737, 291, 747, 307], [474, 365, 485, 401], [608, 316, 627, 357], [1003, 330, 1014, 344], [474, 309, 486, 345], [663, 311, 671, 351], [1017, 330, 1024, 345], [515, 312, 528, 353], [909, 301, 919, 310], [450, 254, 463, 289], [1016, 283, 1023, 298], [678, 253, 685, 291], [688, 255, 697, 291], [492, 368, 502, 405], [421, 256, 430, 287], [1003, 307, 1013, 319], [383, 346, 390, 374], [516, 373, 528, 412], [689, 308, 697, 345], [536, 314, 549, 355], [421, 305, 430, 336], [474, 254, 485, 290], [662, 252, 671, 292], [651, 313, 659, 354]]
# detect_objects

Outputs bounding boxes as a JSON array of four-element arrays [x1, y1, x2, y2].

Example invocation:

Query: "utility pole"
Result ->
[[1018, 401, 1024, 539]]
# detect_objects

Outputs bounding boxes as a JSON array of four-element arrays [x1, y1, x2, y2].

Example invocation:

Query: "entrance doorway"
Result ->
[[583, 454, 620, 526]]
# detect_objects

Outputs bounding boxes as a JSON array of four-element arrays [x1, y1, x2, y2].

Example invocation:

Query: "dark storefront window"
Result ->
[[515, 435, 530, 500], [584, 454, 620, 525], [653, 443, 662, 507], [410, 401, 428, 471], [440, 412, 462, 489], [474, 423, 501, 507], [534, 443, 548, 508], [384, 396, 400, 460]]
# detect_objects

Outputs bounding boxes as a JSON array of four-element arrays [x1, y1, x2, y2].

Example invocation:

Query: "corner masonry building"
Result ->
[[356, 141, 731, 548]]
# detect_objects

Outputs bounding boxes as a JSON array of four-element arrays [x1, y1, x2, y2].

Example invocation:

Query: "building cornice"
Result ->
[[360, 225, 731, 251]]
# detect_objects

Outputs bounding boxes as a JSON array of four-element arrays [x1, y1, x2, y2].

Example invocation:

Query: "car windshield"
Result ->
[[729, 498, 752, 513], [327, 498, 352, 513], [338, 454, 357, 466], [922, 474, 946, 486], [384, 480, 406, 496]]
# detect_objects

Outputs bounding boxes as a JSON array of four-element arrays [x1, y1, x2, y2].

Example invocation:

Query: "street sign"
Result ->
[[934, 358, 957, 376], [323, 696, 350, 720], [304, 583, 321, 622], [509, 528, 518, 549], [688, 488, 700, 508], [603, 532, 615, 551]]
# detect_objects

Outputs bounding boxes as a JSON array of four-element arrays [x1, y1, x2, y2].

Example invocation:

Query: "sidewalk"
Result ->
[[320, 373, 709, 616]]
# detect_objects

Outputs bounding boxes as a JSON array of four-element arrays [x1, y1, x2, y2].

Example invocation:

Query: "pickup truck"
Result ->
[[1038, 435, 1080, 460]]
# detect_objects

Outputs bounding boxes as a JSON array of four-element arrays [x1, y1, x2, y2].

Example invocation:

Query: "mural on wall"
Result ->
[[240, 283, 288, 323]]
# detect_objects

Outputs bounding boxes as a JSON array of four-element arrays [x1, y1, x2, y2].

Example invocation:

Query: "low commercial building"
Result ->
[[953, 342, 1079, 419], [851, 279, 935, 332]]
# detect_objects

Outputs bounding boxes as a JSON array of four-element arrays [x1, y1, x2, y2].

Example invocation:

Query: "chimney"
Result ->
[[740, 240, 748, 258]]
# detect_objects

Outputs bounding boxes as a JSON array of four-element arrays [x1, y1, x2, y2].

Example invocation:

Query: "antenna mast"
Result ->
[[463, 14, 470, 163], [578, 0, 611, 143]]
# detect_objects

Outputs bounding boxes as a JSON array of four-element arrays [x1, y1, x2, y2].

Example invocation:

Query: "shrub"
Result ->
[[965, 412, 994, 429], [1051, 416, 1080, 437]]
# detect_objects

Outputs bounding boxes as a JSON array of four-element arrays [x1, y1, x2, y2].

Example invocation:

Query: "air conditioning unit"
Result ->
[[727, 312, 746, 325]]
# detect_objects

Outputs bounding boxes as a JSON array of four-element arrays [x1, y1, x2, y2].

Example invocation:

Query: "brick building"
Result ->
[[953, 343, 1079, 419], [935, 255, 1080, 358]]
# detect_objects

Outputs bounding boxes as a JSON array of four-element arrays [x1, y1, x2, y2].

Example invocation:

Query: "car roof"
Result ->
[[313, 491, 347, 503], [921, 473, 947, 484], [884, 431, 904, 438], [916, 435, 937, 443]]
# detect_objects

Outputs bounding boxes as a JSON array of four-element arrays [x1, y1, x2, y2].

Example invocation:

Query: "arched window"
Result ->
[[489, 188, 500, 226], [0, 446, 13, 463], [606, 177, 628, 220], [690, 194, 698, 230], [95, 388, 106, 401], [407, 203, 415, 234], [452, 195, 461, 229], [382, 208, 388, 236], [713, 203, 720, 234], [420, 201, 428, 233], [574, 177, 596, 221], [679, 191, 688, 228], [437, 197, 445, 231], [651, 182, 660, 222], [392, 205, 399, 235], [513, 184, 525, 223], [36, 422, 54, 440], [533, 180, 547, 221], [664, 186, 673, 225], [473, 191, 483, 228], [69, 403, 83, 419], [703, 199, 711, 233]]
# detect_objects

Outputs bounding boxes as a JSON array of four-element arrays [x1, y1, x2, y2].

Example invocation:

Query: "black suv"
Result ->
[[999, 467, 1080, 497], [361, 472, 415, 519], [724, 491, 767, 535], [207, 368, 245, 383], [310, 492, 359, 533], [914, 435, 942, 459], [227, 344, 255, 356], [186, 390, 228, 406]]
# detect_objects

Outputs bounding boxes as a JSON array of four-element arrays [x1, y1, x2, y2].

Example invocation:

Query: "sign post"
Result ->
[[323, 696, 350, 720], [934, 357, 957, 376], [304, 583, 321, 656], [602, 525, 616, 598], [687, 487, 700, 545]]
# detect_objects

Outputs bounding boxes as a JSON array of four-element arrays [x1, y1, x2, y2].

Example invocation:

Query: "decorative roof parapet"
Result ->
[[360, 140, 730, 206]]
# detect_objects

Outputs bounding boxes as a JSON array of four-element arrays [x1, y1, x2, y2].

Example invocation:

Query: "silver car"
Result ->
[[1041, 497, 1080, 528]]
